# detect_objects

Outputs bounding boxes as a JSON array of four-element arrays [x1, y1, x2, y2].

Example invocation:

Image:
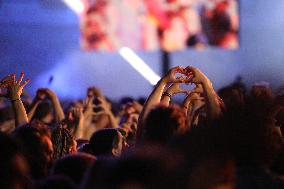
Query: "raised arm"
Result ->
[[45, 88, 65, 121], [182, 91, 205, 129], [185, 66, 222, 119], [69, 107, 85, 140], [28, 89, 46, 121], [0, 73, 30, 127], [96, 96, 118, 128], [160, 82, 189, 106], [137, 66, 188, 140]]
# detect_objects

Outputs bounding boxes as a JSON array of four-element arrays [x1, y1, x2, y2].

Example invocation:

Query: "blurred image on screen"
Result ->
[[80, 0, 239, 51]]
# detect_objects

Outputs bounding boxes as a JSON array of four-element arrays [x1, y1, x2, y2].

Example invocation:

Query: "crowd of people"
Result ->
[[0, 66, 284, 189]]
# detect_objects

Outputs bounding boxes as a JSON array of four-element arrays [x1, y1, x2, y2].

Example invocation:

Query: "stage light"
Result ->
[[62, 0, 84, 15], [119, 47, 161, 85]]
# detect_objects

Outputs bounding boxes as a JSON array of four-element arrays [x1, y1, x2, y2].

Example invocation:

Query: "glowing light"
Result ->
[[62, 0, 84, 15], [119, 47, 161, 85]]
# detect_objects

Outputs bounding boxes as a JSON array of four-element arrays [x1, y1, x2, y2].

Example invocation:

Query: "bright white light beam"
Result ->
[[62, 0, 84, 15], [119, 47, 161, 85]]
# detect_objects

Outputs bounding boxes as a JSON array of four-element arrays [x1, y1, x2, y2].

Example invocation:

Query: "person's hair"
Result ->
[[36, 175, 76, 189], [32, 101, 53, 121], [51, 153, 96, 185], [51, 125, 73, 160], [80, 147, 180, 189], [87, 128, 120, 157], [12, 125, 52, 180], [218, 91, 282, 167], [143, 105, 186, 144], [0, 132, 31, 189], [218, 85, 245, 112]]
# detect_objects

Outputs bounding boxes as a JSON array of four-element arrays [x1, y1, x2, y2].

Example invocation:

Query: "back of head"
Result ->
[[248, 85, 275, 118], [32, 101, 53, 122], [51, 153, 96, 185], [36, 175, 76, 189], [144, 105, 186, 144], [88, 128, 119, 157], [218, 85, 245, 112], [0, 132, 30, 189], [81, 147, 180, 189], [12, 126, 53, 180], [51, 126, 73, 160]]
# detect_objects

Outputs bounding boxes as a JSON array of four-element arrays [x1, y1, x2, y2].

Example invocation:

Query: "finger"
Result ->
[[87, 96, 94, 105], [96, 96, 103, 101], [180, 90, 189, 94], [175, 77, 187, 83], [176, 66, 185, 73], [12, 74, 16, 82], [17, 72, 25, 85], [20, 78, 30, 88]]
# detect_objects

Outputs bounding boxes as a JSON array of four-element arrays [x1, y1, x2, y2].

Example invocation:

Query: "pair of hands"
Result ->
[[84, 96, 110, 116], [0, 73, 30, 100], [35, 88, 57, 102], [162, 66, 207, 112], [161, 66, 209, 85]]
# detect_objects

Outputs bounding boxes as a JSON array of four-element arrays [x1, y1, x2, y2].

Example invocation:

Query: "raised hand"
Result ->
[[161, 82, 189, 106], [0, 73, 30, 100], [0, 73, 30, 127], [192, 84, 204, 94], [161, 66, 190, 84], [70, 107, 84, 121], [44, 88, 58, 100], [185, 66, 222, 119], [183, 92, 204, 110], [33, 88, 46, 102], [185, 66, 210, 84], [38, 88, 65, 121], [167, 82, 189, 95]]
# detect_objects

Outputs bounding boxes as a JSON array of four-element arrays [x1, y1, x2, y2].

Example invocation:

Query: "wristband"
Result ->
[[162, 92, 172, 98], [11, 98, 20, 102]]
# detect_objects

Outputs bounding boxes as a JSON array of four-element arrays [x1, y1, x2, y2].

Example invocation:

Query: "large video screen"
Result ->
[[80, 0, 239, 51]]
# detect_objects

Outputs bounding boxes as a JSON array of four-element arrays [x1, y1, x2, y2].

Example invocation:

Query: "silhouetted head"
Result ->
[[32, 102, 54, 124], [0, 132, 30, 189], [12, 126, 53, 180], [51, 153, 96, 185], [36, 175, 76, 189], [87, 128, 124, 158], [144, 105, 187, 144]]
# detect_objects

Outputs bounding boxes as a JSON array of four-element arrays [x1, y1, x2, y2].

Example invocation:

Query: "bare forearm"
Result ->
[[160, 95, 171, 106], [51, 97, 65, 121], [11, 98, 29, 127], [202, 80, 221, 119], [105, 110, 118, 128], [74, 118, 84, 140], [27, 101, 40, 121], [139, 79, 167, 122], [137, 79, 167, 139]]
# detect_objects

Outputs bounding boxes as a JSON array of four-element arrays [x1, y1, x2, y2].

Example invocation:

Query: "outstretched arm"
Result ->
[[160, 82, 189, 106], [96, 97, 118, 128], [28, 89, 46, 120], [185, 66, 222, 119], [45, 88, 65, 121], [183, 91, 205, 129], [137, 66, 188, 140], [0, 73, 30, 127]]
